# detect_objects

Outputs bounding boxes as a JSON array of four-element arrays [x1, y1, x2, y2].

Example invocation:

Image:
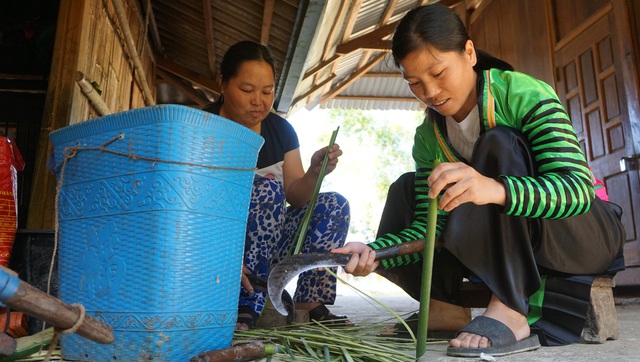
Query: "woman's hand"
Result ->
[[331, 242, 378, 277], [240, 264, 254, 295], [427, 162, 506, 212], [309, 144, 343, 176]]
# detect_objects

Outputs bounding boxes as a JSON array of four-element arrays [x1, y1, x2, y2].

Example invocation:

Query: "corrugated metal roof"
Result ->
[[154, 0, 299, 103], [323, 98, 422, 111], [351, 0, 387, 37], [151, 0, 459, 114]]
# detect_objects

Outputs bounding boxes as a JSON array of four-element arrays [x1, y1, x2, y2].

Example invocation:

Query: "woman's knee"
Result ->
[[251, 177, 285, 205], [317, 192, 350, 215], [472, 127, 534, 177]]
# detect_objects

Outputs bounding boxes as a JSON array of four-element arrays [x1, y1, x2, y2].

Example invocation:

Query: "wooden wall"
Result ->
[[467, 0, 640, 287], [27, 0, 155, 229], [466, 0, 554, 87], [73, 0, 155, 121]]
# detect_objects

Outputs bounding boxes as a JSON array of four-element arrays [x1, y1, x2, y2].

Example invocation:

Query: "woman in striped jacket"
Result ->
[[334, 3, 625, 358]]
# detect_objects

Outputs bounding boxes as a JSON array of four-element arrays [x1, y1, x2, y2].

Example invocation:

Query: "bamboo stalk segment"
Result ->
[[416, 158, 440, 358], [289, 127, 340, 256]]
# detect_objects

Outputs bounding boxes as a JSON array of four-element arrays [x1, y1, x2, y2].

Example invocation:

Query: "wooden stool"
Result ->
[[580, 277, 619, 343], [457, 277, 619, 344]]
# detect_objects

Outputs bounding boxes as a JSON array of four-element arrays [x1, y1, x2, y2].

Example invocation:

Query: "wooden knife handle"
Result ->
[[373, 239, 425, 261]]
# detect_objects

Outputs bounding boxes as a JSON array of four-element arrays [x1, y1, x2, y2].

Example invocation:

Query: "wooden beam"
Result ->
[[302, 54, 339, 81], [438, 0, 458, 6], [112, 0, 155, 105], [336, 20, 398, 55], [261, 0, 275, 44], [0, 88, 47, 94], [379, 0, 399, 26], [323, 1, 350, 59], [320, 51, 388, 104], [333, 95, 420, 102], [202, 0, 216, 77], [0, 73, 46, 81], [362, 72, 403, 77], [156, 57, 220, 94], [356, 50, 372, 69], [341, 0, 363, 43], [157, 69, 209, 107], [292, 73, 337, 109], [0, 79, 48, 92], [306, 1, 350, 107], [138, 0, 151, 56], [146, 0, 163, 55]]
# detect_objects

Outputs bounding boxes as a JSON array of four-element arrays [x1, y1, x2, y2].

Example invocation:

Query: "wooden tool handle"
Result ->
[[7, 279, 114, 344], [373, 238, 425, 261], [190, 342, 274, 362]]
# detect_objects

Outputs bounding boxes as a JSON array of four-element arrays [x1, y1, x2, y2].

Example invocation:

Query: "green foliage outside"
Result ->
[[290, 108, 423, 243]]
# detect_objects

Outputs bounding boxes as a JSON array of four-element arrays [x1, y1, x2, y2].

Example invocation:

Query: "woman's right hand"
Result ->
[[240, 264, 254, 295], [331, 242, 378, 277]]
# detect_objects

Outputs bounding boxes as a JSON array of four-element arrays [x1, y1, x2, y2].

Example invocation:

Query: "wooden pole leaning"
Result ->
[[0, 266, 114, 344]]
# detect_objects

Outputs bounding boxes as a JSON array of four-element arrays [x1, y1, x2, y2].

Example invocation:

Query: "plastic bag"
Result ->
[[0, 137, 25, 266]]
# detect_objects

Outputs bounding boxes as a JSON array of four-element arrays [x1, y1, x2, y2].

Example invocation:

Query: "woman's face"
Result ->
[[399, 40, 478, 122], [219, 60, 275, 132]]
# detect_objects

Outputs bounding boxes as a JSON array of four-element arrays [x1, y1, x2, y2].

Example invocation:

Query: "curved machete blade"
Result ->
[[268, 253, 351, 315]]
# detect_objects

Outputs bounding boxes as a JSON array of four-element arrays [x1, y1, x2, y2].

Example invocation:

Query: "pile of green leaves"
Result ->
[[234, 320, 419, 361]]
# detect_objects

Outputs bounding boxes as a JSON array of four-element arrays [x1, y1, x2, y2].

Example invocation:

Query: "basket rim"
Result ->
[[49, 104, 264, 148]]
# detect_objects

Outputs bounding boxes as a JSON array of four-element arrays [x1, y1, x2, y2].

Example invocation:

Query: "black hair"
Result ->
[[391, 4, 513, 72], [204, 40, 277, 110], [218, 40, 277, 83]]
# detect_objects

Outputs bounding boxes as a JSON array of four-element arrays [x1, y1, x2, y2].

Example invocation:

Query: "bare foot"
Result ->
[[428, 299, 471, 331], [449, 294, 530, 349], [235, 313, 253, 330]]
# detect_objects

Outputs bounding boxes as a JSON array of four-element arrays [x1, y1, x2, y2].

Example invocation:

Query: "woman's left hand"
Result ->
[[427, 162, 506, 212], [309, 144, 342, 176]]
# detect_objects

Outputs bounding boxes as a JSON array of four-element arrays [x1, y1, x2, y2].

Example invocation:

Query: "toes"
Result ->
[[478, 336, 491, 348], [448, 332, 492, 349], [235, 322, 249, 331]]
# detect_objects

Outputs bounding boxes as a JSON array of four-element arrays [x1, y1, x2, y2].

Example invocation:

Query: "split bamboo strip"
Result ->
[[326, 267, 416, 343], [76, 72, 111, 116], [416, 158, 440, 358], [289, 127, 340, 256]]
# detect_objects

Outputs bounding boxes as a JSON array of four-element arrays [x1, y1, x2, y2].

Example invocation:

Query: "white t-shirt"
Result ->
[[445, 105, 480, 161]]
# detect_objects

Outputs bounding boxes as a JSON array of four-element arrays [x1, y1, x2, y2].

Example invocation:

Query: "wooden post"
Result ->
[[112, 0, 155, 106], [26, 0, 90, 229]]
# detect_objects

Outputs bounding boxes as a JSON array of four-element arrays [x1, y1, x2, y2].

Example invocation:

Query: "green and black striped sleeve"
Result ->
[[493, 71, 594, 219]]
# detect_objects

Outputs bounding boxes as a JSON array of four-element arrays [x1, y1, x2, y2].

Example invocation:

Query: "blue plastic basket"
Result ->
[[48, 105, 263, 361]]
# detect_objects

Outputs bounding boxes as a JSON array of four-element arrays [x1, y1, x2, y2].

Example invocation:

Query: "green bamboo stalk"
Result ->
[[290, 127, 340, 256], [416, 158, 441, 359]]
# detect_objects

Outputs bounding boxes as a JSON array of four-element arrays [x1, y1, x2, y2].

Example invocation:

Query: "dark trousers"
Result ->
[[376, 127, 625, 316]]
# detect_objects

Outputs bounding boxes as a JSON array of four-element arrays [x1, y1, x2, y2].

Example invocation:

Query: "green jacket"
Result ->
[[370, 68, 594, 268]]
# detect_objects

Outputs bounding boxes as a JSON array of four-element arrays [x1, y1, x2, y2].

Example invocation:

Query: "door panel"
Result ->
[[555, 9, 640, 285]]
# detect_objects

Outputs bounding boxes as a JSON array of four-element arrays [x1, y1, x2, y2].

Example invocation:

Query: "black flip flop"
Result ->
[[447, 316, 541, 358]]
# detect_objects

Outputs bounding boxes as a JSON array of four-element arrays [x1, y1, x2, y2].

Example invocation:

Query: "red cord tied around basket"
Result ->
[[0, 137, 24, 267]]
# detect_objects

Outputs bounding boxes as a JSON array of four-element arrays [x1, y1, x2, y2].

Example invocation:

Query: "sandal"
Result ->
[[308, 304, 353, 327], [447, 316, 540, 357], [236, 305, 259, 330]]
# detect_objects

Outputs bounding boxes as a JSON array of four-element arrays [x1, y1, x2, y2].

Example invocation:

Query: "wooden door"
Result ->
[[554, 5, 640, 286]]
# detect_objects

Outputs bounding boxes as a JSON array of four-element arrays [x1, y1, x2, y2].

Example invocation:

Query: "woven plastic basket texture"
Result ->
[[48, 105, 264, 361]]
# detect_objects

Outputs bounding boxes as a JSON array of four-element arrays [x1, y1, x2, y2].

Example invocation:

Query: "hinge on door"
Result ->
[[620, 154, 640, 171]]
